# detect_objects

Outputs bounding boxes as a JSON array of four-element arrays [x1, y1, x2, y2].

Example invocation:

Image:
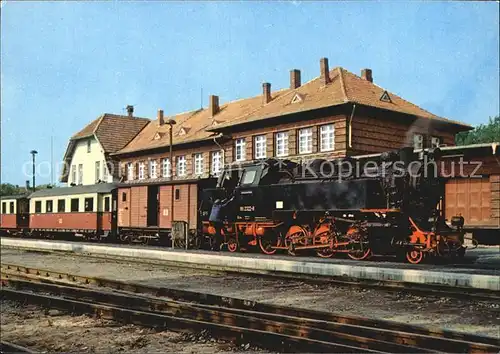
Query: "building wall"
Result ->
[[349, 116, 455, 155], [68, 137, 113, 186], [118, 114, 457, 183]]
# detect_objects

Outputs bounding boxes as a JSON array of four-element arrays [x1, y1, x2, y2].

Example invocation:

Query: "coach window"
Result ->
[[84, 197, 94, 212], [9, 202, 14, 214], [58, 199, 66, 213], [1, 202, 6, 214], [122, 192, 127, 202], [70, 198, 79, 212], [104, 196, 111, 212], [35, 201, 42, 213], [175, 189, 181, 200], [46, 200, 53, 213]]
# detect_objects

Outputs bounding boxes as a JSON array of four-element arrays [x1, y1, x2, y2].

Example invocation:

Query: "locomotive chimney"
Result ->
[[290, 69, 301, 89], [157, 109, 164, 126], [126, 105, 134, 117], [209, 95, 219, 117], [320, 58, 330, 85], [262, 82, 272, 104], [361, 68, 373, 83]]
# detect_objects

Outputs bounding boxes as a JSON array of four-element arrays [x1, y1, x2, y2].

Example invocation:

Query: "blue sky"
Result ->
[[1, 1, 499, 185]]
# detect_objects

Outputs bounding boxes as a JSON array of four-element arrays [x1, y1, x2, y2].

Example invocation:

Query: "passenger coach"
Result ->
[[0, 194, 30, 236], [29, 184, 117, 240]]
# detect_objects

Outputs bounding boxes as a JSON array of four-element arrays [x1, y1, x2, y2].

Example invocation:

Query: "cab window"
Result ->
[[241, 170, 257, 185]]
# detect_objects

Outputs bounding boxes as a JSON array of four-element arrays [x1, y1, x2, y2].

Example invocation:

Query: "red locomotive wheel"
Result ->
[[347, 248, 372, 261], [227, 239, 238, 252], [258, 234, 279, 255], [316, 248, 335, 258], [406, 250, 424, 264]]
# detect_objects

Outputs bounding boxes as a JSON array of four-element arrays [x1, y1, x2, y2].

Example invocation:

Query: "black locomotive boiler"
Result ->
[[202, 147, 466, 264]]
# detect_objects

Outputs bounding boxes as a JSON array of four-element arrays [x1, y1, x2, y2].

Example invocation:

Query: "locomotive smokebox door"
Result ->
[[172, 220, 188, 249]]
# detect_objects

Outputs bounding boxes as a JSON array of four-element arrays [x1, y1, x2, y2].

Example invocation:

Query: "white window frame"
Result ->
[[320, 124, 335, 152], [431, 136, 440, 148], [298, 128, 313, 154], [235, 138, 246, 162], [177, 156, 186, 177], [150, 160, 157, 179], [78, 164, 83, 185], [212, 151, 223, 176], [275, 132, 289, 157], [71, 165, 76, 184], [127, 162, 134, 181], [414, 134, 424, 150], [95, 161, 100, 182], [194, 153, 204, 176], [162, 158, 171, 178], [103, 160, 108, 181], [254, 135, 267, 159], [138, 162, 145, 180]]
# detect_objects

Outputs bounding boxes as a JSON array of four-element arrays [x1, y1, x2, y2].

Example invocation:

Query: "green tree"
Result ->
[[455, 116, 500, 145], [0, 183, 26, 197]]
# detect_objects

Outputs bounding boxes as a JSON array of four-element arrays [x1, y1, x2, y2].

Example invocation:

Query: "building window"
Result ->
[[35, 201, 42, 213], [275, 132, 289, 157], [138, 162, 145, 180], [414, 134, 424, 150], [70, 198, 79, 212], [177, 156, 187, 177], [431, 136, 441, 148], [71, 165, 76, 184], [211, 151, 223, 176], [104, 197, 111, 212], [84, 198, 94, 212], [194, 153, 204, 176], [235, 138, 246, 162], [103, 161, 108, 181], [162, 158, 171, 178], [298, 128, 313, 154], [320, 124, 335, 152], [78, 164, 83, 185], [95, 161, 100, 182], [58, 199, 65, 213], [87, 139, 91, 153], [254, 135, 266, 159], [1, 202, 6, 214], [150, 160, 157, 179], [45, 200, 53, 213], [127, 162, 134, 181]]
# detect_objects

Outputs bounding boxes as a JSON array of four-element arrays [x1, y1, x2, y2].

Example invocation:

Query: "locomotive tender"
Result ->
[[0, 147, 467, 264], [203, 147, 467, 263]]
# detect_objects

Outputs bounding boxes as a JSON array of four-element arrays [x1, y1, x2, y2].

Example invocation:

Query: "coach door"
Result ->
[[147, 185, 159, 227]]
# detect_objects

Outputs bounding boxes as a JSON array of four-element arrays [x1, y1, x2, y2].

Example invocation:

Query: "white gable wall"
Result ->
[[67, 137, 113, 186]]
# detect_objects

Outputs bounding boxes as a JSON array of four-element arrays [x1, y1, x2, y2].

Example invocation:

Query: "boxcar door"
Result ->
[[118, 189, 131, 227], [147, 185, 159, 227]]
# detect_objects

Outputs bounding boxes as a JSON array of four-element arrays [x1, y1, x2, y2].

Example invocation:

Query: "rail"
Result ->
[[1, 264, 499, 353]]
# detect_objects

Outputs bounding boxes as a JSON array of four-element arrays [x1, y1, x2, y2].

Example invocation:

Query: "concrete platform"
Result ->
[[1, 237, 499, 291]]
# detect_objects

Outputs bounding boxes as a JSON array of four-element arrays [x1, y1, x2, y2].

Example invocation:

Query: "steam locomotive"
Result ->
[[202, 147, 466, 264]]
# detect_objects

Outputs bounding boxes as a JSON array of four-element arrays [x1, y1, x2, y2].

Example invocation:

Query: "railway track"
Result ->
[[3, 245, 499, 301], [1, 264, 499, 353]]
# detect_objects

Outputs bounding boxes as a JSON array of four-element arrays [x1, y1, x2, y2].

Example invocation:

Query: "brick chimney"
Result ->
[[209, 95, 219, 117], [320, 58, 330, 85], [126, 105, 134, 117], [262, 82, 272, 104], [361, 69, 373, 82], [290, 69, 301, 89], [157, 109, 164, 126]]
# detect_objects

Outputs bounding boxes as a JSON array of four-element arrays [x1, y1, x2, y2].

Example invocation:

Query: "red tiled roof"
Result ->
[[116, 66, 471, 156]]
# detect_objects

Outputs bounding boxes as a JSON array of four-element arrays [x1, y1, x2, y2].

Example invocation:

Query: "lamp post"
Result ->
[[30, 150, 38, 192], [165, 119, 176, 249], [166, 119, 176, 181]]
